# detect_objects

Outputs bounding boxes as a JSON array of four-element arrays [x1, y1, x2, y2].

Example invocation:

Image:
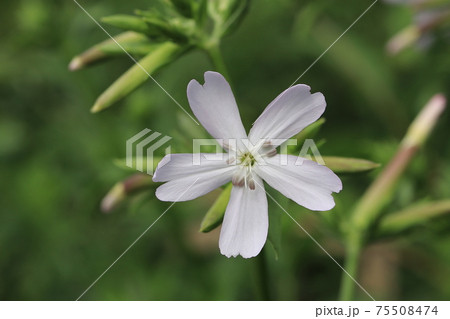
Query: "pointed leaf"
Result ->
[[199, 183, 232, 232], [320, 156, 380, 174], [295, 118, 325, 146]]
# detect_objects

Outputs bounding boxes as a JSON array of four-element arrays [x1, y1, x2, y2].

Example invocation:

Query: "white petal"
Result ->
[[219, 176, 268, 258], [187, 71, 247, 147], [154, 154, 235, 202], [153, 153, 230, 182], [248, 85, 326, 147], [254, 155, 342, 211]]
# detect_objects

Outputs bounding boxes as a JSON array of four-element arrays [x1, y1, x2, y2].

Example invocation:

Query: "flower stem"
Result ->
[[339, 232, 363, 301], [253, 249, 271, 300], [205, 42, 271, 300], [338, 94, 446, 300], [205, 42, 231, 81]]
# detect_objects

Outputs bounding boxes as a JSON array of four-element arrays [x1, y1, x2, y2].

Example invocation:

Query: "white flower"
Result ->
[[153, 71, 342, 258]]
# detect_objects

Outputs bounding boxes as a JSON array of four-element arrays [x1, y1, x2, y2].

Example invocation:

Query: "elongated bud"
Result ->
[[386, 25, 420, 55], [386, 9, 450, 55], [69, 32, 148, 71], [101, 173, 153, 213], [91, 41, 184, 113], [321, 156, 380, 174]]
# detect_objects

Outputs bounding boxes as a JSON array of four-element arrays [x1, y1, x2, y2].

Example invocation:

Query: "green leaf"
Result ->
[[378, 200, 450, 236], [320, 156, 380, 174], [102, 15, 159, 36], [91, 42, 187, 113], [199, 183, 232, 232]]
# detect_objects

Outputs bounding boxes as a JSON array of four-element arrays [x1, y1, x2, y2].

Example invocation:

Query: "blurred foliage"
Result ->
[[1, 0, 450, 301]]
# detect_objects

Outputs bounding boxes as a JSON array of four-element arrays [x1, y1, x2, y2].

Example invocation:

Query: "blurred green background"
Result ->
[[1, 0, 449, 300]]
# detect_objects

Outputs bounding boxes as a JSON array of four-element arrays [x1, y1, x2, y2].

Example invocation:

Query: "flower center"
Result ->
[[239, 152, 256, 167], [230, 151, 256, 190], [229, 139, 278, 190]]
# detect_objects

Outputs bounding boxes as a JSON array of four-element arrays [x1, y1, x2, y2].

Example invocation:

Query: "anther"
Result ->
[[226, 156, 236, 165], [264, 148, 277, 157], [232, 174, 245, 187]]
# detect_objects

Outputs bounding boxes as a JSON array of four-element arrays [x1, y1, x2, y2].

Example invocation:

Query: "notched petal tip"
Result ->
[[335, 178, 343, 193], [221, 253, 259, 259], [204, 70, 226, 82], [220, 247, 262, 259], [187, 71, 226, 92], [186, 79, 201, 97]]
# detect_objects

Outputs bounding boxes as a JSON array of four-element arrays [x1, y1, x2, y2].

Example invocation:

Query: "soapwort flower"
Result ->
[[153, 71, 342, 258]]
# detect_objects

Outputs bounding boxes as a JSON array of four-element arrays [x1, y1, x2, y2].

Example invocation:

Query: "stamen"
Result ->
[[264, 148, 277, 157], [262, 140, 272, 147], [232, 167, 246, 187], [232, 163, 257, 190], [226, 156, 235, 165], [232, 175, 245, 187], [248, 179, 255, 190]]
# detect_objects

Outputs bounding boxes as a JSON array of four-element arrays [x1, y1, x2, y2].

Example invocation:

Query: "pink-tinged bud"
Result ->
[[402, 94, 446, 147], [68, 57, 84, 71], [386, 25, 420, 55], [101, 174, 153, 213], [101, 183, 125, 213]]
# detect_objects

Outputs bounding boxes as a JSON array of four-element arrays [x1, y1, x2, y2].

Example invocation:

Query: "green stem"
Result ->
[[205, 42, 231, 81], [253, 249, 271, 300], [339, 232, 363, 301], [338, 95, 446, 300]]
